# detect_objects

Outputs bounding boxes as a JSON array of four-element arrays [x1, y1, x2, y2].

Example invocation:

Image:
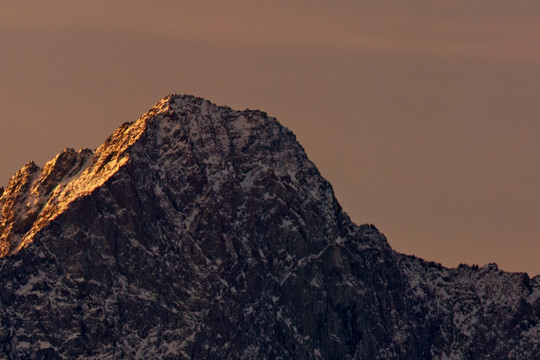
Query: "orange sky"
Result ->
[[2, 1, 540, 275]]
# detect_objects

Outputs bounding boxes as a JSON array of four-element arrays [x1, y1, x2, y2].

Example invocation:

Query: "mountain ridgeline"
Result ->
[[0, 95, 539, 359]]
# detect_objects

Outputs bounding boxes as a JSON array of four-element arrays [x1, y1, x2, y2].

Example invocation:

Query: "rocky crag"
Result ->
[[1, 95, 539, 359]]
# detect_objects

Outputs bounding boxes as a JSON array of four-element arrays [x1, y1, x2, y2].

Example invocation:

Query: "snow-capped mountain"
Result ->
[[0, 95, 539, 359]]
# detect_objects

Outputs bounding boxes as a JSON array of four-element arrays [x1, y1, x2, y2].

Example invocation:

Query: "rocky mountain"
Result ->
[[0, 95, 539, 359]]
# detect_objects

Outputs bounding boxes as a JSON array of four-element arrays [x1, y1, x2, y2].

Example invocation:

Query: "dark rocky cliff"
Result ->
[[0, 95, 539, 359]]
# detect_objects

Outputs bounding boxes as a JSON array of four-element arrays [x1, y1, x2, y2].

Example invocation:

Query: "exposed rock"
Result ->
[[0, 95, 539, 359], [0, 149, 92, 257]]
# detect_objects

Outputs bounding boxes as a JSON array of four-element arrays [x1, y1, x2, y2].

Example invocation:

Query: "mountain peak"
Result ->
[[2, 94, 538, 359], [0, 94, 344, 257]]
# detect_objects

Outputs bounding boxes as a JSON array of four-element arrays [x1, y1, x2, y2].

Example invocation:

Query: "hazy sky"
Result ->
[[2, 1, 540, 275]]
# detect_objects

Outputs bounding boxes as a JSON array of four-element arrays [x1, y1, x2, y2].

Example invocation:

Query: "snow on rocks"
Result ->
[[0, 94, 539, 359]]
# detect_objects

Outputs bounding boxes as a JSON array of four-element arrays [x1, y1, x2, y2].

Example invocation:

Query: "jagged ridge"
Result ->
[[0, 149, 92, 256], [0, 97, 169, 256]]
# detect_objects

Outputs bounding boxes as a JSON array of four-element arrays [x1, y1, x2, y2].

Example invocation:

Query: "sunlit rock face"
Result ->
[[0, 95, 539, 359]]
